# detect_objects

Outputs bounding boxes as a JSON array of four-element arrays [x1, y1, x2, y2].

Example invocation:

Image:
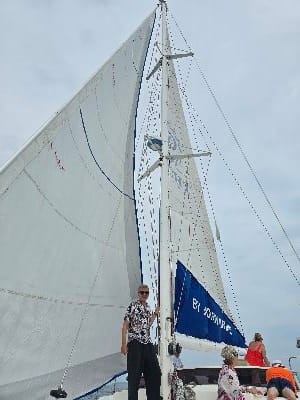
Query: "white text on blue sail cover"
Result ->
[[192, 297, 232, 334]]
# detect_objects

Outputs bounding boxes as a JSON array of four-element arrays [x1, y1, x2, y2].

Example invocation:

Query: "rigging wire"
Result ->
[[167, 18, 228, 294], [168, 40, 245, 329], [167, 19, 244, 330], [182, 105, 245, 332], [58, 56, 146, 383], [59, 192, 124, 388], [168, 10, 300, 287], [184, 96, 300, 287]]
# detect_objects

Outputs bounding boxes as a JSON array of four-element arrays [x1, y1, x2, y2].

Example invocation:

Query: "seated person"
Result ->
[[218, 345, 263, 400], [245, 332, 269, 367]]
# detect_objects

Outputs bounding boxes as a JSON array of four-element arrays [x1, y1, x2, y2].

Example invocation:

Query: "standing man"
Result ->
[[121, 284, 161, 400]]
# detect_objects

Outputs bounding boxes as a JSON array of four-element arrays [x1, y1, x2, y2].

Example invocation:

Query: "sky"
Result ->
[[0, 0, 299, 375]]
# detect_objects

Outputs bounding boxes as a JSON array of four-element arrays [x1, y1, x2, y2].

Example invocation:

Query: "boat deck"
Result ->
[[99, 366, 300, 400]]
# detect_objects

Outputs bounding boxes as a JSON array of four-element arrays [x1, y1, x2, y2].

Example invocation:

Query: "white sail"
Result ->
[[165, 34, 245, 349], [167, 48, 229, 311], [0, 11, 155, 400]]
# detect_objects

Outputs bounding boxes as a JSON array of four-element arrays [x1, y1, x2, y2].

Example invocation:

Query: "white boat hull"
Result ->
[[101, 386, 300, 400]]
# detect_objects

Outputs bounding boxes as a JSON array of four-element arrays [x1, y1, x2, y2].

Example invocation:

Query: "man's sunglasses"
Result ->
[[139, 291, 149, 295]]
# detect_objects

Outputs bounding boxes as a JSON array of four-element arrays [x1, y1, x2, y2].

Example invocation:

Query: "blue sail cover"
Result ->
[[174, 261, 246, 348]]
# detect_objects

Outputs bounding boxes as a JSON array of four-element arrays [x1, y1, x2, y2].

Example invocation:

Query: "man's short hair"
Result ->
[[138, 284, 149, 290]]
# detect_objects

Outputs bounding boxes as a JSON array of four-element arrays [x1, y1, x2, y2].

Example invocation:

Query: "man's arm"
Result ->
[[121, 320, 129, 355], [149, 305, 159, 326]]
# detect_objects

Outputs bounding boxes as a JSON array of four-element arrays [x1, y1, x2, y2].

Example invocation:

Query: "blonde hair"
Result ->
[[254, 332, 263, 342], [221, 346, 238, 365]]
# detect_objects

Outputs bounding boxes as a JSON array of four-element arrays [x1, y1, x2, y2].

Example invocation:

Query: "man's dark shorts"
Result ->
[[267, 378, 294, 396]]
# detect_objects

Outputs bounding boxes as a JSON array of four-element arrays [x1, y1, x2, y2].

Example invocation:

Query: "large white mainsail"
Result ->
[[0, 11, 155, 400], [165, 34, 246, 350]]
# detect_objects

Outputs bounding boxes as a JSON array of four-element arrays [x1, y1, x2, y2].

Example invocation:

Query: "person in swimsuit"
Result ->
[[245, 332, 269, 366]]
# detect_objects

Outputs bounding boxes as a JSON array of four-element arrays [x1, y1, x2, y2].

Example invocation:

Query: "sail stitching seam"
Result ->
[[60, 194, 123, 386], [0, 286, 126, 307], [23, 169, 119, 248]]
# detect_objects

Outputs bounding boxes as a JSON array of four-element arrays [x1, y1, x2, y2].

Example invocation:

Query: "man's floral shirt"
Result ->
[[124, 300, 152, 344]]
